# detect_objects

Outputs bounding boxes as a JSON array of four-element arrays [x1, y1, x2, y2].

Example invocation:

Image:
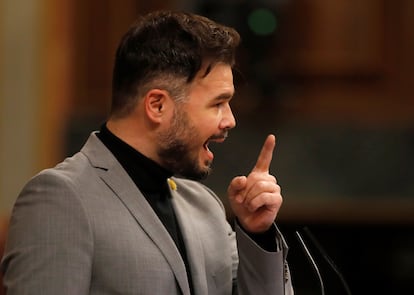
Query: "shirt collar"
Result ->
[[97, 123, 173, 193]]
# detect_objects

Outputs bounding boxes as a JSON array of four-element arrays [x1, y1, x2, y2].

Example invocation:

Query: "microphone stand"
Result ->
[[295, 227, 352, 295], [295, 231, 325, 295]]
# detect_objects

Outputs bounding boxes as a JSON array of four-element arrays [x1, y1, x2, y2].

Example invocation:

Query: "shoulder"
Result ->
[[26, 152, 91, 192], [13, 151, 97, 220]]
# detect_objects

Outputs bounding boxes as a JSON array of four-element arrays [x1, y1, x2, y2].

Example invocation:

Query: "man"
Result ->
[[1, 11, 293, 294]]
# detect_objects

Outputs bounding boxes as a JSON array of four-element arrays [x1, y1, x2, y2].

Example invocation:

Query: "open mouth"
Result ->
[[203, 141, 210, 152], [203, 133, 228, 158]]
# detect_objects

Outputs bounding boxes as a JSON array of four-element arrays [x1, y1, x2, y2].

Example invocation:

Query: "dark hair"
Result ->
[[110, 10, 240, 117]]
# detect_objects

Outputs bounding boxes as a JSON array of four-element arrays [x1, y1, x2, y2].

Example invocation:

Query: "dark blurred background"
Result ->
[[1, 0, 413, 294]]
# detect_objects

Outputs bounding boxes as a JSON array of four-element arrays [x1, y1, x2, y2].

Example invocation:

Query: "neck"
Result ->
[[106, 117, 159, 164]]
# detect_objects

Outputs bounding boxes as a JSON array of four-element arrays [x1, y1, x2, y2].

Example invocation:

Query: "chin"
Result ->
[[182, 164, 211, 181]]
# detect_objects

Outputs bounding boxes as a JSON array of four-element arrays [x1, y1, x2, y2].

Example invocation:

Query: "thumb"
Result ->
[[227, 176, 247, 199]]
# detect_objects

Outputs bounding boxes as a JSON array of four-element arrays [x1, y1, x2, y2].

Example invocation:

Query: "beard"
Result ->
[[156, 108, 212, 180]]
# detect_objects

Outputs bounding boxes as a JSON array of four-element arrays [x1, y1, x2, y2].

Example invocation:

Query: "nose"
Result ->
[[220, 104, 236, 130]]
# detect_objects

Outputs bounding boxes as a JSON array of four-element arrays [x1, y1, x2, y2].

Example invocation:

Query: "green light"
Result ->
[[248, 8, 277, 36]]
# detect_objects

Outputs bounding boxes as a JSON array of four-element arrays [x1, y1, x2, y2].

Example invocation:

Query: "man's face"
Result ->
[[157, 63, 236, 180]]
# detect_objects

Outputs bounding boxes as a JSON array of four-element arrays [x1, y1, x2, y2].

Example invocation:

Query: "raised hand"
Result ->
[[227, 134, 283, 233]]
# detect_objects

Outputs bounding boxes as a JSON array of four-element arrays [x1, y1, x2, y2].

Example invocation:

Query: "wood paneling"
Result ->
[[274, 0, 414, 126], [38, 0, 76, 168]]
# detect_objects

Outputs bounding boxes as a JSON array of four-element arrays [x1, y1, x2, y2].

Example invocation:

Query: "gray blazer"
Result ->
[[1, 133, 293, 295]]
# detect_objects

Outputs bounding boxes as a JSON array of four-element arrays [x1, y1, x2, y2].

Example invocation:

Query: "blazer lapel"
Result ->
[[171, 184, 208, 295], [81, 133, 191, 295]]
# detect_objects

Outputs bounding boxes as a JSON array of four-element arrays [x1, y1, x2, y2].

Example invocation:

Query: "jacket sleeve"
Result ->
[[234, 223, 294, 295], [0, 171, 94, 295]]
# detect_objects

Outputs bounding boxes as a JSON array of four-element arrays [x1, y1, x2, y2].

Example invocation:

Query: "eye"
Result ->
[[211, 101, 223, 109], [212, 95, 233, 110], [214, 100, 230, 108]]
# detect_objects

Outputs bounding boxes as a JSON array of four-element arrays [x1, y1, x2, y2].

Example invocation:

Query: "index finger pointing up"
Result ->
[[252, 134, 276, 173]]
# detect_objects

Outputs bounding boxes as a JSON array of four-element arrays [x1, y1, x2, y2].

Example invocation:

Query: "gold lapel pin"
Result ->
[[167, 178, 177, 191]]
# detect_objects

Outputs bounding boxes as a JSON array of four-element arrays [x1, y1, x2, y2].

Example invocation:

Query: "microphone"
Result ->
[[295, 227, 352, 295]]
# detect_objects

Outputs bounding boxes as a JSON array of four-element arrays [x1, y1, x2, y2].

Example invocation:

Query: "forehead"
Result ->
[[190, 63, 234, 95]]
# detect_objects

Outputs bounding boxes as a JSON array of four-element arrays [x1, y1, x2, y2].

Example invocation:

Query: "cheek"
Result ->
[[185, 107, 222, 141], [201, 111, 222, 128], [196, 121, 217, 140]]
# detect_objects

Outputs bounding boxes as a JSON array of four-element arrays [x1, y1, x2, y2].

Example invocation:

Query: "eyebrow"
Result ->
[[214, 91, 234, 101]]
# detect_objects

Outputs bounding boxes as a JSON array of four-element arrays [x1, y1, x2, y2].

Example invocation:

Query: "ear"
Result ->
[[144, 89, 171, 123]]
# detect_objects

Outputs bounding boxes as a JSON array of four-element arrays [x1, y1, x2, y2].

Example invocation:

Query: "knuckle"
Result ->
[[257, 181, 268, 191]]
